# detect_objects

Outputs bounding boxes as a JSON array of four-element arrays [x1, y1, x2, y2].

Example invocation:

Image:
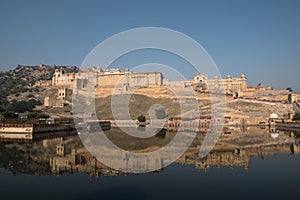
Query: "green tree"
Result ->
[[28, 112, 49, 119], [293, 112, 300, 121], [27, 94, 34, 98], [137, 115, 146, 123], [2, 112, 18, 118], [7, 99, 42, 113]]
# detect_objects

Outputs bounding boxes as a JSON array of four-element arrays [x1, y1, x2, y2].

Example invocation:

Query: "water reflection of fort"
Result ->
[[48, 139, 119, 177], [1, 127, 300, 177], [47, 127, 300, 175], [49, 140, 298, 176], [184, 144, 295, 171]]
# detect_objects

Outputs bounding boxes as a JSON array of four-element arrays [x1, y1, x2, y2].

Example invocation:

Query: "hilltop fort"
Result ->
[[1, 64, 299, 124]]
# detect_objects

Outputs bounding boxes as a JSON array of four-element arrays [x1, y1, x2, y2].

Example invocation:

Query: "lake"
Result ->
[[0, 127, 299, 200]]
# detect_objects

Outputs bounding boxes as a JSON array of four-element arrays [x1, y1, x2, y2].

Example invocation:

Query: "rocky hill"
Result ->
[[0, 64, 78, 112], [14, 64, 77, 84]]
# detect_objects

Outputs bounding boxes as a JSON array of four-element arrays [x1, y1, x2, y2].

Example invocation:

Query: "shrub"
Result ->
[[293, 112, 300, 121], [155, 129, 166, 139], [137, 115, 146, 122]]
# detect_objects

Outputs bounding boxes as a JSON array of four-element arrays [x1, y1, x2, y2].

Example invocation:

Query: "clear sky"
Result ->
[[0, 0, 300, 91]]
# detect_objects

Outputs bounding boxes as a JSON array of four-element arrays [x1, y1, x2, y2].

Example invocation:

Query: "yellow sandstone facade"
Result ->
[[194, 74, 247, 95], [52, 69, 76, 87]]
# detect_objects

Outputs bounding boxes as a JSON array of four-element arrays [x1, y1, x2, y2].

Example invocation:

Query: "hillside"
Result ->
[[0, 64, 78, 113], [95, 94, 181, 120]]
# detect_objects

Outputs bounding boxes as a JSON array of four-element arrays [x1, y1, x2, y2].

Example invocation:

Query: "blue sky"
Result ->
[[0, 0, 300, 91]]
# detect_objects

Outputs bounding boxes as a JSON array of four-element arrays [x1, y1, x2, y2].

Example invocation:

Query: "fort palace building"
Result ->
[[38, 65, 298, 108], [194, 74, 247, 96]]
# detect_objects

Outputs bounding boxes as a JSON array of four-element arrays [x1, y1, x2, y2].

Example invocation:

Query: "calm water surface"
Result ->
[[1, 127, 299, 200]]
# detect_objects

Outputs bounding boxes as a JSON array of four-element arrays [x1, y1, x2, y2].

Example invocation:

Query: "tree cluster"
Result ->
[[137, 115, 146, 122], [293, 112, 300, 121], [1, 99, 42, 114]]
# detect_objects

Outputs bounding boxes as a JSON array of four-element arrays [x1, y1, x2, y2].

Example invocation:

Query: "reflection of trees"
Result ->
[[155, 108, 167, 119], [0, 143, 50, 175], [155, 129, 166, 139]]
